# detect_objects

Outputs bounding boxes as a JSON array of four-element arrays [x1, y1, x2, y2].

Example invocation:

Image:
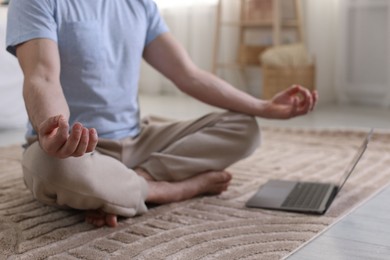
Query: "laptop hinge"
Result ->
[[324, 186, 339, 211]]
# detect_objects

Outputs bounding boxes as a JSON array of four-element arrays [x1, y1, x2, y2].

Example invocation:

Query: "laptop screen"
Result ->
[[336, 128, 373, 191]]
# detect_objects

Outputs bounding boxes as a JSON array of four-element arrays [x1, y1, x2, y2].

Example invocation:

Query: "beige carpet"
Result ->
[[1, 127, 390, 259]]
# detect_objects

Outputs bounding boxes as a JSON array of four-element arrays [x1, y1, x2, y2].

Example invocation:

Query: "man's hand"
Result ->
[[262, 85, 318, 119], [38, 115, 98, 159]]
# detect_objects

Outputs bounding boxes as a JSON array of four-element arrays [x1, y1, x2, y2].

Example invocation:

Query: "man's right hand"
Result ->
[[38, 115, 98, 159]]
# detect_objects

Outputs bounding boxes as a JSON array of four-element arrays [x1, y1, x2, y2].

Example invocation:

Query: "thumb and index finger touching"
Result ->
[[39, 115, 68, 136]]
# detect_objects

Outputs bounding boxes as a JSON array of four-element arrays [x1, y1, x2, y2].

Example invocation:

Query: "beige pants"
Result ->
[[22, 112, 260, 217]]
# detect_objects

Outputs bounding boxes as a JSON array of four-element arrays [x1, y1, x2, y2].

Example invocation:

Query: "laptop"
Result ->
[[246, 129, 373, 215]]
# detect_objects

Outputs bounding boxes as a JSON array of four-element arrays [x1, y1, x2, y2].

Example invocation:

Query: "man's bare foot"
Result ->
[[85, 169, 232, 227], [135, 168, 232, 204], [85, 210, 118, 228]]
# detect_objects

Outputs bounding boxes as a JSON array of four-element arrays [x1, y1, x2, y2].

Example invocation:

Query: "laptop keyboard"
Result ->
[[281, 182, 330, 210]]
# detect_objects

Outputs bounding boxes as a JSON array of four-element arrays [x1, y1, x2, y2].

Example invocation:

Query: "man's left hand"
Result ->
[[262, 85, 318, 119]]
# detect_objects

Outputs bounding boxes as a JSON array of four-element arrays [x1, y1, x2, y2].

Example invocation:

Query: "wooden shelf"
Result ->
[[238, 44, 270, 65], [221, 20, 299, 28], [212, 0, 305, 79], [216, 62, 263, 69]]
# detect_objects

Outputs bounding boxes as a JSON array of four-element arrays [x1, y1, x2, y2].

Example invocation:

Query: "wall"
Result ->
[[304, 0, 339, 104], [140, 1, 219, 96], [0, 6, 27, 129], [139, 0, 341, 105], [335, 0, 390, 107]]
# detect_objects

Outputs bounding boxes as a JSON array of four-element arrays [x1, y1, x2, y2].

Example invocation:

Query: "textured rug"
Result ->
[[1, 127, 390, 260]]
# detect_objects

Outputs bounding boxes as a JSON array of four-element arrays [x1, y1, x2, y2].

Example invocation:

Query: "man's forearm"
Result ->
[[15, 38, 69, 134], [143, 33, 316, 120], [175, 68, 268, 118], [23, 76, 70, 133]]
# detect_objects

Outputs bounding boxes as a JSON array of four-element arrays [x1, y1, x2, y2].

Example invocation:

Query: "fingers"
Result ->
[[86, 128, 98, 153], [39, 115, 70, 154], [73, 127, 90, 157], [270, 85, 319, 119], [311, 90, 319, 110], [298, 88, 312, 113], [292, 85, 317, 115], [289, 96, 299, 117], [285, 84, 301, 95], [72, 128, 98, 155], [56, 116, 70, 141], [57, 123, 84, 157], [38, 115, 98, 158], [38, 115, 65, 136], [57, 123, 98, 158]]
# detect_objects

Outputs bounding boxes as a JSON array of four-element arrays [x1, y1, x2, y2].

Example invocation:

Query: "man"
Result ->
[[6, 0, 317, 228]]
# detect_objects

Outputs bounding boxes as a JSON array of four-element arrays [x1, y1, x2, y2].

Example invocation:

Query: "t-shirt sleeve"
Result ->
[[6, 0, 57, 56], [144, 0, 169, 46]]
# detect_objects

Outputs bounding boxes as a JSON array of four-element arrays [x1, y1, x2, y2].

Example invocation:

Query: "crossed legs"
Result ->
[[23, 112, 260, 228]]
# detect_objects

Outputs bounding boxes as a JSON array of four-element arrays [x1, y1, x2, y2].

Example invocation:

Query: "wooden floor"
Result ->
[[288, 185, 390, 259]]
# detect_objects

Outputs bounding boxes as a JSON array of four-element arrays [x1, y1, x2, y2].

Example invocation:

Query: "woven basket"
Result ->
[[238, 45, 269, 65], [262, 64, 316, 99]]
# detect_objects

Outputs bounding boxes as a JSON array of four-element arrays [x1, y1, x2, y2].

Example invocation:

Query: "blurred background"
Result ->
[[0, 0, 389, 145]]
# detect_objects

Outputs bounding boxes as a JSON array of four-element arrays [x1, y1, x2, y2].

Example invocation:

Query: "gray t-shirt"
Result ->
[[6, 0, 169, 139]]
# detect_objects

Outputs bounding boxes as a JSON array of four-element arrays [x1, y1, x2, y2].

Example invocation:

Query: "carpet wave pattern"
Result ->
[[1, 127, 389, 259]]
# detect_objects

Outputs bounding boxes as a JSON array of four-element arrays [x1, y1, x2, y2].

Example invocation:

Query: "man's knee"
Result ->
[[22, 142, 94, 207], [22, 142, 148, 217], [222, 112, 261, 156]]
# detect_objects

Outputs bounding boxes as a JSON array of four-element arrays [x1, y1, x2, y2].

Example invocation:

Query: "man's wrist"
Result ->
[[253, 100, 270, 118]]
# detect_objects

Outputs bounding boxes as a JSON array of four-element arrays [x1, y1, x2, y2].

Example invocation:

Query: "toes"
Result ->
[[205, 171, 230, 183], [106, 214, 118, 227], [85, 216, 104, 227], [214, 171, 232, 183], [222, 171, 232, 182], [206, 180, 231, 195], [93, 218, 106, 227], [85, 210, 118, 228]]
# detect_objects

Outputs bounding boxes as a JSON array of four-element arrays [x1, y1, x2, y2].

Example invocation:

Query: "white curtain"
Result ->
[[139, 0, 220, 95], [335, 0, 390, 107], [0, 7, 27, 129], [295, 0, 389, 106], [303, 0, 340, 104], [139, 0, 256, 96]]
